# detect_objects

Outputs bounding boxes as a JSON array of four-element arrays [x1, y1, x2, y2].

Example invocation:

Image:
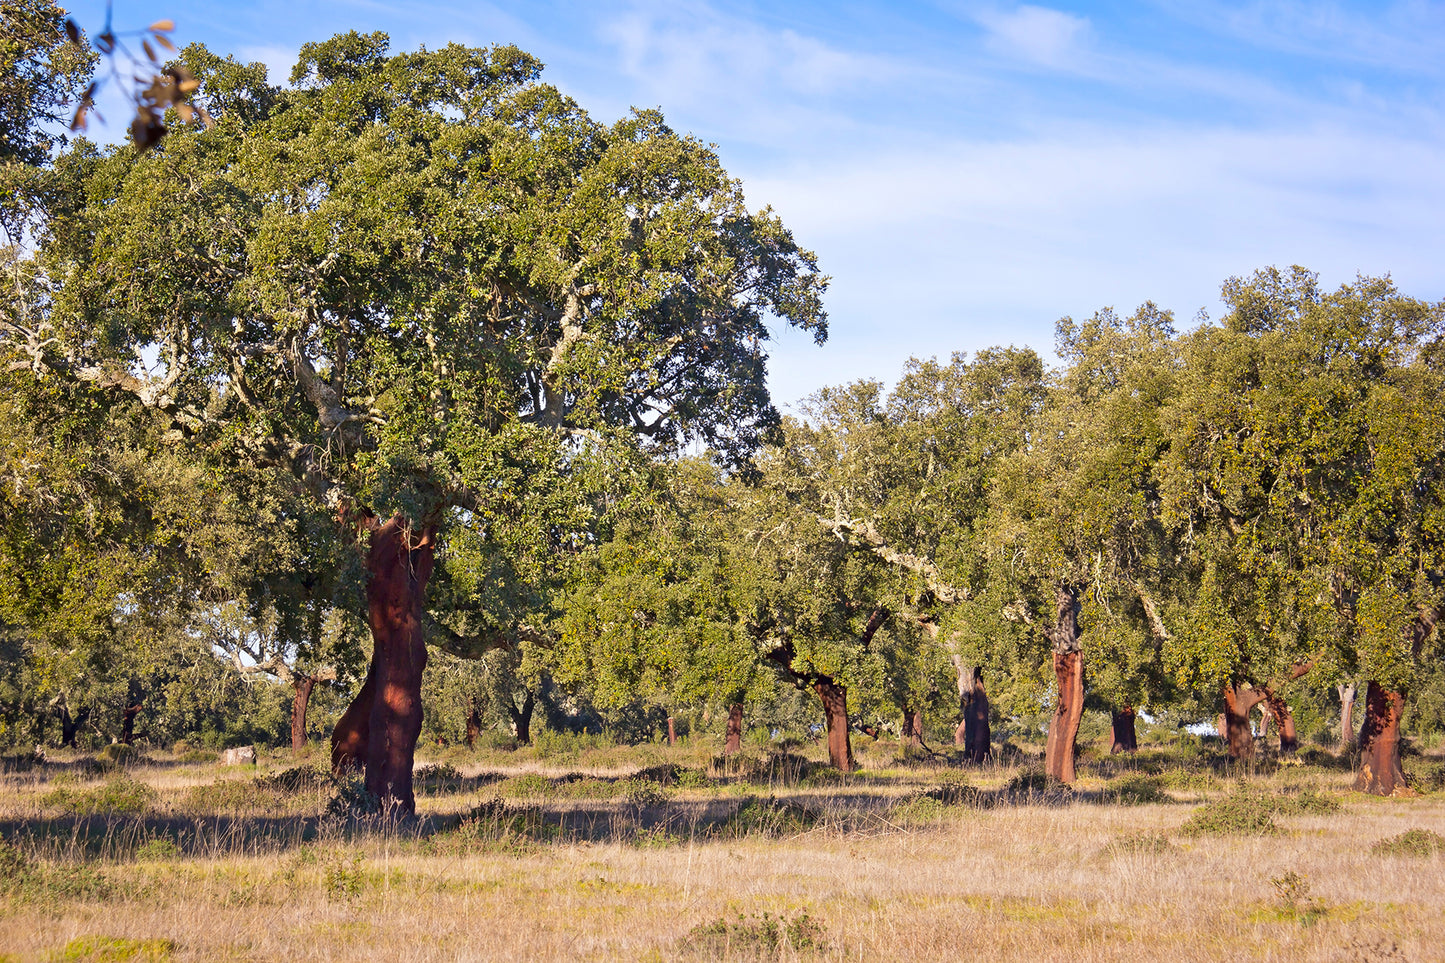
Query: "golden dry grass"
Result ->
[[2, 744, 1442, 962]]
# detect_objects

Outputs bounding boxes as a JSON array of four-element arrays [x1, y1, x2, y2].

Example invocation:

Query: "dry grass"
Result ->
[[2, 742, 1442, 962]]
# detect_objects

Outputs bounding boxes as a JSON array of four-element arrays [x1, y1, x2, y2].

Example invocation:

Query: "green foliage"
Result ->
[[1179, 791, 1278, 836], [719, 797, 817, 838], [1369, 828, 1445, 857], [39, 774, 157, 815], [52, 937, 174, 963], [1099, 831, 1177, 858], [681, 912, 826, 958], [1104, 774, 1169, 805]]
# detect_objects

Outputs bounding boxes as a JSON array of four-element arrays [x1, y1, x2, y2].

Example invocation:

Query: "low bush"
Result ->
[[681, 912, 826, 958], [718, 797, 817, 838], [1403, 757, 1445, 793], [1099, 831, 1177, 858], [40, 775, 157, 815], [1370, 829, 1445, 858], [1105, 774, 1169, 805]]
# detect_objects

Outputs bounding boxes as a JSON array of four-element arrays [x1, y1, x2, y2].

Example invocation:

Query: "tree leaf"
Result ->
[[148, 20, 176, 32]]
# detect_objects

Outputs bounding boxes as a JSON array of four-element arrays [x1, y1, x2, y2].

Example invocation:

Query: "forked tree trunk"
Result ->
[[1338, 683, 1357, 747], [901, 706, 924, 747], [1262, 687, 1297, 753], [291, 675, 317, 752], [1043, 585, 1083, 783], [1222, 683, 1267, 760], [331, 661, 375, 774], [60, 704, 89, 748], [464, 701, 482, 749], [121, 703, 141, 745], [508, 689, 535, 745], [963, 669, 990, 763], [1355, 681, 1412, 796], [328, 515, 437, 814], [724, 702, 744, 754], [1110, 707, 1137, 753], [815, 676, 853, 772]]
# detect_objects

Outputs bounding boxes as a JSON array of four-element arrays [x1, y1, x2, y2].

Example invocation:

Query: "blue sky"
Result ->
[[64, 0, 1445, 408]]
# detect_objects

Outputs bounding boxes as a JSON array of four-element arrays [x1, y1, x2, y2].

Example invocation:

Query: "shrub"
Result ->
[[1370, 829, 1445, 857], [1402, 757, 1445, 793], [889, 794, 946, 824], [100, 743, 140, 766], [40, 775, 157, 815], [719, 797, 817, 838], [921, 777, 989, 808], [681, 912, 826, 957], [134, 838, 180, 861], [1100, 831, 1177, 858], [618, 777, 671, 808], [1274, 786, 1343, 816], [1179, 788, 1277, 836], [1105, 774, 1169, 805], [258, 766, 329, 793], [498, 773, 553, 798]]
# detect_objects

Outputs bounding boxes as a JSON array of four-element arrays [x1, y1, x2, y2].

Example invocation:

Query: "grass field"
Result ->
[[2, 736, 1443, 962]]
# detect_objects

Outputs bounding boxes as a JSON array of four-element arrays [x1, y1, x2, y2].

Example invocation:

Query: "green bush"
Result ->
[[681, 913, 826, 957], [1180, 788, 1277, 836], [1105, 774, 1169, 805], [1099, 831, 1177, 857], [1370, 829, 1445, 857], [719, 797, 817, 838], [40, 775, 157, 815], [1403, 757, 1445, 793], [100, 743, 140, 766]]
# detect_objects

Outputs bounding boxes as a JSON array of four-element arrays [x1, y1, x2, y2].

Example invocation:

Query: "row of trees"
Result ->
[[4, 5, 1443, 808]]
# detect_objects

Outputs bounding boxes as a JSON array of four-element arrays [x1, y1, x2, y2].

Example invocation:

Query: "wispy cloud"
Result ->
[[974, 4, 1092, 69]]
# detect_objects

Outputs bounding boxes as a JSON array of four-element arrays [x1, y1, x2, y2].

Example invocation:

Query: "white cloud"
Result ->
[[975, 4, 1091, 68]]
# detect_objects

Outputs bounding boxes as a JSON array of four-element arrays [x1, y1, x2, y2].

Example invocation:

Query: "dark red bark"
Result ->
[[291, 675, 316, 752], [666, 716, 677, 746], [331, 661, 374, 774], [962, 669, 990, 763], [1043, 585, 1083, 783], [724, 702, 743, 754], [1110, 707, 1137, 754], [328, 515, 436, 814], [1262, 687, 1297, 753], [815, 676, 853, 772], [1046, 650, 1084, 782], [507, 689, 534, 745], [1355, 681, 1412, 796], [1222, 683, 1266, 760]]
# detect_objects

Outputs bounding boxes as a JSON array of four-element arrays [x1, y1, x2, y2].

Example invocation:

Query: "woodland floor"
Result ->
[[1, 736, 1443, 962]]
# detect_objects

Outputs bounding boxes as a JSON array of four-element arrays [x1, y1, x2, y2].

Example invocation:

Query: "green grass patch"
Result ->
[[1370, 829, 1445, 857]]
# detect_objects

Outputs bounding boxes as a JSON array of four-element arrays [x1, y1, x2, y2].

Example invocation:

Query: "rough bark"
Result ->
[[1338, 683, 1357, 747], [1110, 707, 1137, 754], [121, 703, 141, 746], [291, 675, 317, 752], [1222, 683, 1267, 760], [1355, 681, 1412, 796], [963, 669, 991, 763], [1043, 585, 1083, 783], [724, 702, 743, 754], [508, 689, 534, 746], [328, 515, 436, 814], [816, 676, 854, 772], [1262, 687, 1297, 753], [59, 704, 89, 749], [331, 661, 375, 774]]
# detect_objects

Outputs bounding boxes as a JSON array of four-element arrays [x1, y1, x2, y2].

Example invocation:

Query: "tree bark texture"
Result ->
[[1043, 585, 1083, 783], [328, 515, 436, 814], [1262, 687, 1297, 753], [963, 669, 991, 763], [464, 701, 482, 749], [121, 703, 141, 745], [1110, 707, 1137, 754], [1338, 683, 1357, 747], [1222, 683, 1266, 760], [724, 702, 743, 754], [291, 675, 316, 752], [667, 716, 677, 746], [508, 689, 534, 745], [1355, 681, 1411, 796], [815, 676, 853, 772]]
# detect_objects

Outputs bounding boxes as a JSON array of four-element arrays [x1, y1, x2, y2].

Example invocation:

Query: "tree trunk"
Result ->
[[464, 701, 482, 749], [667, 716, 677, 746], [329, 515, 436, 815], [121, 703, 141, 746], [1338, 683, 1357, 747], [952, 659, 972, 747], [901, 705, 923, 747], [1355, 681, 1412, 796], [508, 689, 534, 745], [1043, 585, 1083, 783], [1046, 650, 1084, 782], [1262, 687, 1297, 753], [60, 704, 89, 749], [1258, 704, 1271, 740], [331, 660, 375, 774], [1110, 707, 1137, 754], [963, 668, 990, 763], [1222, 683, 1266, 760], [815, 676, 853, 772], [724, 702, 743, 754], [290, 675, 316, 752]]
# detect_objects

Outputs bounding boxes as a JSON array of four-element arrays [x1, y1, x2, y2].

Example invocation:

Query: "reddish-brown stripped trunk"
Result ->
[[1262, 687, 1297, 753], [291, 675, 316, 752], [666, 716, 677, 746], [1222, 683, 1267, 760], [508, 689, 534, 745], [724, 702, 744, 754], [815, 676, 853, 772], [1110, 707, 1137, 754], [1355, 681, 1412, 796], [328, 515, 436, 814], [1043, 585, 1083, 783]]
